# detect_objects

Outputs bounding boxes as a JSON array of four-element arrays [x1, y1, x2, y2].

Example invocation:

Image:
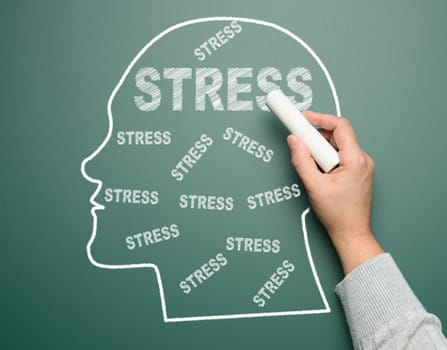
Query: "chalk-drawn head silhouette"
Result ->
[[81, 17, 340, 322]]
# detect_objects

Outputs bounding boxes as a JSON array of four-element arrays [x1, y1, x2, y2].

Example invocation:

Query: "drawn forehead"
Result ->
[[110, 17, 339, 116], [132, 21, 315, 66]]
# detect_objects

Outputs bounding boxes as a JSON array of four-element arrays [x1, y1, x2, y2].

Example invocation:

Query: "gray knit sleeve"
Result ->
[[335, 253, 447, 349]]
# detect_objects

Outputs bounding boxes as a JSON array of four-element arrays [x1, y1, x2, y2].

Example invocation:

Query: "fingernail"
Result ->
[[287, 135, 299, 151]]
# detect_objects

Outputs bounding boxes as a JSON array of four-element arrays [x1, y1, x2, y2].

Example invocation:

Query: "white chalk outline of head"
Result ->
[[80, 16, 340, 322]]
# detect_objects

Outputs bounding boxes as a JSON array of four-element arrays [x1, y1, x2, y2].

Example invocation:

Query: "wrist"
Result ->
[[329, 230, 384, 275], [329, 227, 374, 246]]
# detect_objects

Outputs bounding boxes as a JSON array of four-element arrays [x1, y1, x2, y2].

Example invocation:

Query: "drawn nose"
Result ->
[[81, 131, 112, 211]]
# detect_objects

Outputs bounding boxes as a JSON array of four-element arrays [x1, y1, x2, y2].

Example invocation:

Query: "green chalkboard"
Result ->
[[4, 1, 447, 349]]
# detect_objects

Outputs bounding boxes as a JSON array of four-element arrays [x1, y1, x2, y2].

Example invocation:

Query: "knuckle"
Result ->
[[363, 152, 375, 166], [338, 116, 350, 126], [368, 157, 376, 170], [358, 154, 375, 174]]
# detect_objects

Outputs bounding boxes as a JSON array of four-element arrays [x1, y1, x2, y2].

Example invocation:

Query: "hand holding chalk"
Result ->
[[284, 110, 380, 274], [266, 90, 340, 173]]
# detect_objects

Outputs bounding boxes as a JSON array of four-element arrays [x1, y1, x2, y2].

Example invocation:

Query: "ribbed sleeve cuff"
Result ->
[[335, 253, 425, 343]]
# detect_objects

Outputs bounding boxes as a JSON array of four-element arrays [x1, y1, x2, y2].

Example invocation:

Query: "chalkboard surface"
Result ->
[[4, 1, 447, 349]]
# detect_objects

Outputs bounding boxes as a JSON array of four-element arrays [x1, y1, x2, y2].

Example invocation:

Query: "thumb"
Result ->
[[287, 134, 321, 186]]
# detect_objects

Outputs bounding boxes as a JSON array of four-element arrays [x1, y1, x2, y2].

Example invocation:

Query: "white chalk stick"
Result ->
[[266, 89, 340, 173]]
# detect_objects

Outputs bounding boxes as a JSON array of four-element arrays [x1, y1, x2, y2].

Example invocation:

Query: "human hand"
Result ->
[[287, 111, 383, 274]]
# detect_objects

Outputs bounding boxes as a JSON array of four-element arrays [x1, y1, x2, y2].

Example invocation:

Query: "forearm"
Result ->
[[336, 253, 447, 349]]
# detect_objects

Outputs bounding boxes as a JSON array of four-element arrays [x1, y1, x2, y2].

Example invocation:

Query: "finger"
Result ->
[[303, 111, 360, 165], [318, 129, 338, 150], [287, 134, 322, 187], [303, 111, 358, 151], [303, 111, 340, 130]]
